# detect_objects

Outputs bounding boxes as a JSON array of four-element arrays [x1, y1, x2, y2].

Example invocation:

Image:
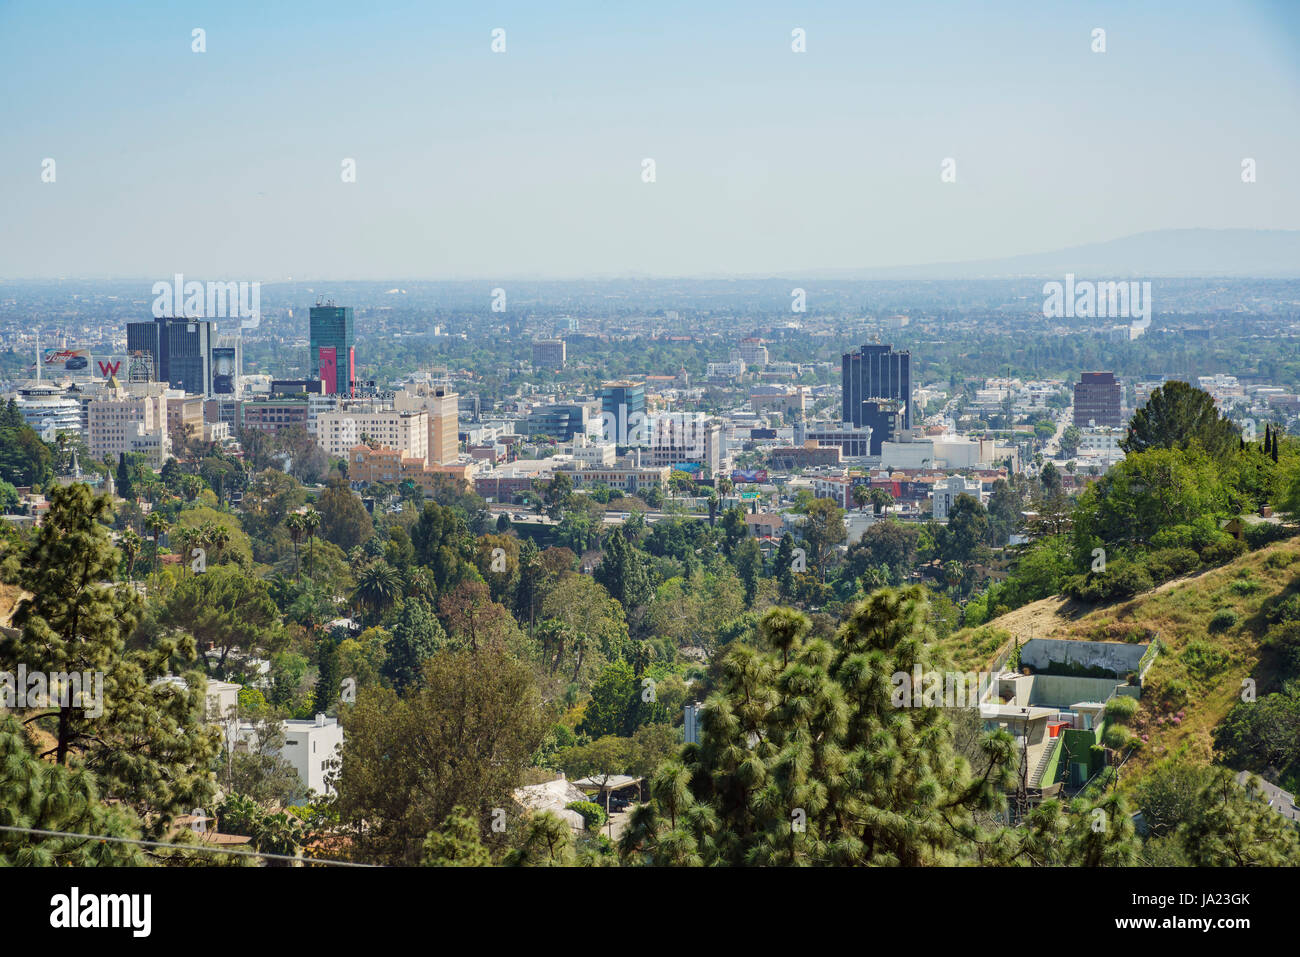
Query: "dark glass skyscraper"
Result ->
[[842, 343, 912, 431], [125, 316, 213, 395], [597, 380, 646, 444], [309, 303, 355, 397], [1073, 371, 1122, 428]]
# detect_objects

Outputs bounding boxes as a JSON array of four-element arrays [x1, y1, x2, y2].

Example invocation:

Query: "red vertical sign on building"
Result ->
[[319, 347, 338, 395]]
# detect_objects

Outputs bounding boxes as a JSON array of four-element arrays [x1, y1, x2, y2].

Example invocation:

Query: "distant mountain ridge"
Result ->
[[807, 229, 1300, 280]]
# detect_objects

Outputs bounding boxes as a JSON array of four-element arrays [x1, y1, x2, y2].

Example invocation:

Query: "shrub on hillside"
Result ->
[[1143, 547, 1201, 584], [1102, 724, 1134, 749], [1150, 523, 1211, 554], [1264, 550, 1298, 570], [1181, 640, 1230, 680], [1268, 591, 1300, 624], [1244, 521, 1293, 550], [1063, 559, 1153, 603], [1105, 695, 1139, 724], [1198, 536, 1247, 567], [1149, 675, 1191, 711], [1208, 608, 1239, 633]]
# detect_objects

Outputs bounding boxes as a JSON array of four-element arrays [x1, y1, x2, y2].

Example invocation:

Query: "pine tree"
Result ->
[[313, 630, 341, 714], [594, 528, 652, 612], [733, 536, 762, 607], [421, 806, 492, 866], [0, 714, 143, 865], [620, 590, 1019, 865], [514, 537, 544, 636], [0, 483, 220, 838], [381, 598, 447, 694], [1181, 769, 1300, 865], [619, 588, 1140, 867], [774, 533, 796, 601]]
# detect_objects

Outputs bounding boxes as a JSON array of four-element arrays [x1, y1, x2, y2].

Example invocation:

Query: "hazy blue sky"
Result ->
[[2, 0, 1298, 279]]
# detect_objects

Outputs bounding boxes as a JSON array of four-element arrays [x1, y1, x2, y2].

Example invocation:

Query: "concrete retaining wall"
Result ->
[[1021, 638, 1149, 677]]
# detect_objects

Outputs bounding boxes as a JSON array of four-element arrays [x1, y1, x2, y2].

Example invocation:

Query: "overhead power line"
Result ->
[[0, 824, 375, 867]]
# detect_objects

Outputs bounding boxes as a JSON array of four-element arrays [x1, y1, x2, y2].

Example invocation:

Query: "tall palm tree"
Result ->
[[140, 476, 165, 506], [284, 513, 307, 582], [535, 620, 570, 676], [851, 484, 870, 512], [194, 521, 218, 569], [869, 487, 894, 516], [180, 474, 204, 502], [352, 562, 402, 621], [207, 523, 231, 565], [119, 529, 142, 583], [942, 560, 964, 598], [289, 578, 335, 639], [54, 432, 70, 473], [571, 634, 589, 682], [406, 566, 436, 603], [143, 512, 170, 583], [302, 509, 321, 578], [171, 526, 196, 569]]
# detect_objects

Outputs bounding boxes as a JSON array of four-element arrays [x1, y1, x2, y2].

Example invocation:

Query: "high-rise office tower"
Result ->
[[126, 316, 214, 396], [597, 380, 646, 444], [860, 399, 905, 456], [309, 303, 355, 397], [531, 339, 566, 370], [842, 343, 913, 431], [1073, 371, 1122, 428]]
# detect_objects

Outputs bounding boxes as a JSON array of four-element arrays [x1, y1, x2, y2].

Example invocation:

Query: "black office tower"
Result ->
[[126, 316, 213, 395], [842, 343, 913, 431]]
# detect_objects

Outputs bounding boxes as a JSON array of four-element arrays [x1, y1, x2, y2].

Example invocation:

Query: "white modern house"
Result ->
[[279, 715, 343, 797], [239, 714, 344, 798]]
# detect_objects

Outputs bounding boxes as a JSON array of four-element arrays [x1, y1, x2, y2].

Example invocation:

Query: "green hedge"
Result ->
[[566, 800, 608, 832]]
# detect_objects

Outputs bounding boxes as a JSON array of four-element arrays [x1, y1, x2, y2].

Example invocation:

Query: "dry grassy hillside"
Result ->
[[0, 582, 25, 630], [944, 536, 1300, 789]]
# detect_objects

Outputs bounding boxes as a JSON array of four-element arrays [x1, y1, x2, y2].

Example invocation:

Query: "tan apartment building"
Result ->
[[395, 386, 460, 465], [316, 408, 429, 461], [166, 395, 205, 445], [87, 389, 170, 467]]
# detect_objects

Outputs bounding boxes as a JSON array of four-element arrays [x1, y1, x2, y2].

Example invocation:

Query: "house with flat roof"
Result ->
[[980, 637, 1157, 799], [238, 713, 343, 799]]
